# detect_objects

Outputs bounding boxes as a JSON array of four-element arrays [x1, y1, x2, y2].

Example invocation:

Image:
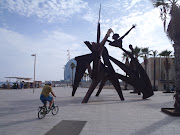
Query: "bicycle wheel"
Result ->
[[51, 106, 59, 115], [38, 107, 46, 119]]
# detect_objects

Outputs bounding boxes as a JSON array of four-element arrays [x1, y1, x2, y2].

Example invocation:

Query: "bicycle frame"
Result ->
[[43, 101, 55, 114], [38, 94, 58, 119]]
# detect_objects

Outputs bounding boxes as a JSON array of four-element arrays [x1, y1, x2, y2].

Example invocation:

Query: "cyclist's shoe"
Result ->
[[40, 108, 46, 115], [48, 106, 54, 110]]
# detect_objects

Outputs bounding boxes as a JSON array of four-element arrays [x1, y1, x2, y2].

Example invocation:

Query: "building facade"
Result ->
[[64, 58, 92, 86], [64, 58, 77, 82], [141, 57, 175, 91]]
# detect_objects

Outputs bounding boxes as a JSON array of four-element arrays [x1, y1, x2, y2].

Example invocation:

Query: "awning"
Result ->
[[4, 77, 32, 80]]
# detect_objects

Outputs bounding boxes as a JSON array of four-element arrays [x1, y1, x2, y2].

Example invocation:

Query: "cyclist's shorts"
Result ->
[[40, 95, 53, 104]]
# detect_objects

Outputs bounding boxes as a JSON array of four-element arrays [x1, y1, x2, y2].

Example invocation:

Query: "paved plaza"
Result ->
[[0, 87, 179, 135]]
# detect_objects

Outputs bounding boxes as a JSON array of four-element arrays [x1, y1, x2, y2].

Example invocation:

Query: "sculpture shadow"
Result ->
[[131, 116, 176, 135]]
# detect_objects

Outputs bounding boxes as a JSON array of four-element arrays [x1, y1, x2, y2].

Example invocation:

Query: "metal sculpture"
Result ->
[[72, 7, 154, 103]]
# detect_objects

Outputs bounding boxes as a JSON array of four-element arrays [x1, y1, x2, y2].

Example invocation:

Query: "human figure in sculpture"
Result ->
[[128, 44, 141, 95], [92, 28, 113, 55], [91, 28, 113, 79], [107, 24, 136, 48]]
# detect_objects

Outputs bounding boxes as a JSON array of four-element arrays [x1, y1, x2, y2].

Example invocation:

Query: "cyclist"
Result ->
[[40, 81, 56, 109]]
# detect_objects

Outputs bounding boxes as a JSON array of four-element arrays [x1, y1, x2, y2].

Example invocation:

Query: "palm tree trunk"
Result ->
[[124, 82, 128, 90], [124, 73, 128, 90], [164, 58, 170, 92], [144, 55, 148, 73], [166, 71, 170, 92], [145, 64, 147, 72], [153, 57, 156, 91], [173, 43, 180, 112]]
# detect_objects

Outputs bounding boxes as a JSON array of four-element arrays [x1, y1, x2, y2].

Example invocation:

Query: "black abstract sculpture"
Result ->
[[72, 7, 154, 103]]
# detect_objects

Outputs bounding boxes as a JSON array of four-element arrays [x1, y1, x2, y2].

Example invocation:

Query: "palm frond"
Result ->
[[153, 0, 170, 31], [71, 63, 76, 69], [150, 50, 158, 57], [133, 46, 141, 57], [141, 47, 150, 53], [153, 0, 180, 41], [154, 1, 164, 7], [159, 49, 172, 57], [122, 51, 130, 61], [153, 0, 169, 7]]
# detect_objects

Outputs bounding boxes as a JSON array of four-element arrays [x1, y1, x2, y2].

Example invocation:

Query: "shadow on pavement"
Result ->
[[131, 116, 176, 135], [0, 118, 38, 128]]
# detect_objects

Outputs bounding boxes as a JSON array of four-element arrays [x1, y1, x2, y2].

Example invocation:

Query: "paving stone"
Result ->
[[0, 87, 178, 135]]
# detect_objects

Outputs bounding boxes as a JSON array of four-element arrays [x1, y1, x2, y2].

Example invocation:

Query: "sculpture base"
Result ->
[[130, 91, 138, 93], [130, 91, 141, 95], [123, 89, 129, 90], [161, 108, 180, 116], [163, 91, 174, 93]]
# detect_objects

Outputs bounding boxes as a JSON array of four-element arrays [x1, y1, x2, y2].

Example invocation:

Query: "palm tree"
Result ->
[[71, 63, 76, 86], [122, 52, 130, 90], [141, 47, 151, 72], [150, 50, 158, 91], [133, 46, 141, 59], [153, 0, 180, 112], [122, 52, 130, 62], [159, 50, 173, 92]]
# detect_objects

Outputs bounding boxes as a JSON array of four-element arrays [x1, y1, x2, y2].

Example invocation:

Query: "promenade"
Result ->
[[0, 87, 179, 135]]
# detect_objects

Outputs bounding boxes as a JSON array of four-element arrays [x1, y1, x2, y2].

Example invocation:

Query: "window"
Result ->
[[164, 84, 166, 90]]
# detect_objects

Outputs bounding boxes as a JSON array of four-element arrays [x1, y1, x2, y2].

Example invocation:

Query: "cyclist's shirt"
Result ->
[[41, 85, 52, 97]]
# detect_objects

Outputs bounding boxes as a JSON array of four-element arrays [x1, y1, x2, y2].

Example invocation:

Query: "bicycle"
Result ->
[[38, 96, 59, 119]]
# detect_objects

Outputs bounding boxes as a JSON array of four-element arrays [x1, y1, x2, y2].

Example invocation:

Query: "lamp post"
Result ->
[[31, 54, 36, 93]]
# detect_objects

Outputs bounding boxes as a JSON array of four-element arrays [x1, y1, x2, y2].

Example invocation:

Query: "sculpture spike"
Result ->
[[97, 4, 101, 44]]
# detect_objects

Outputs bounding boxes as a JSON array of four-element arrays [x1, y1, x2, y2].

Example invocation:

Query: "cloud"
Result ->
[[119, 8, 172, 51], [0, 0, 175, 81], [0, 27, 85, 81], [126, 0, 143, 10], [2, 0, 88, 23], [82, 7, 98, 24], [88, 1, 173, 66]]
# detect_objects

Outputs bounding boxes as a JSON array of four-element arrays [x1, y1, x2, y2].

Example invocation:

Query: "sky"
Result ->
[[0, 0, 175, 82]]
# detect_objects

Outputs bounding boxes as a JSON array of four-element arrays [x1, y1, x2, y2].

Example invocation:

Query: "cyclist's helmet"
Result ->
[[46, 81, 52, 85]]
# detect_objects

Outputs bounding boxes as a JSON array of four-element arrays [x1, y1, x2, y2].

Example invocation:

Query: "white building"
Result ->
[[64, 58, 77, 82]]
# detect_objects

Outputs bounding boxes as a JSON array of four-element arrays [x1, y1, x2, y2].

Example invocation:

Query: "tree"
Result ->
[[159, 50, 173, 92], [141, 47, 152, 72], [133, 46, 141, 59], [150, 50, 158, 91], [153, 0, 180, 112], [71, 63, 76, 86]]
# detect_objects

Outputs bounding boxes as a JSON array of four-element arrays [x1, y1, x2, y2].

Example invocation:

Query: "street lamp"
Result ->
[[31, 54, 36, 93]]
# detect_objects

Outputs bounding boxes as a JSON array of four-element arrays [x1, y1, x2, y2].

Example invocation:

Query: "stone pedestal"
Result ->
[[161, 108, 180, 116]]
